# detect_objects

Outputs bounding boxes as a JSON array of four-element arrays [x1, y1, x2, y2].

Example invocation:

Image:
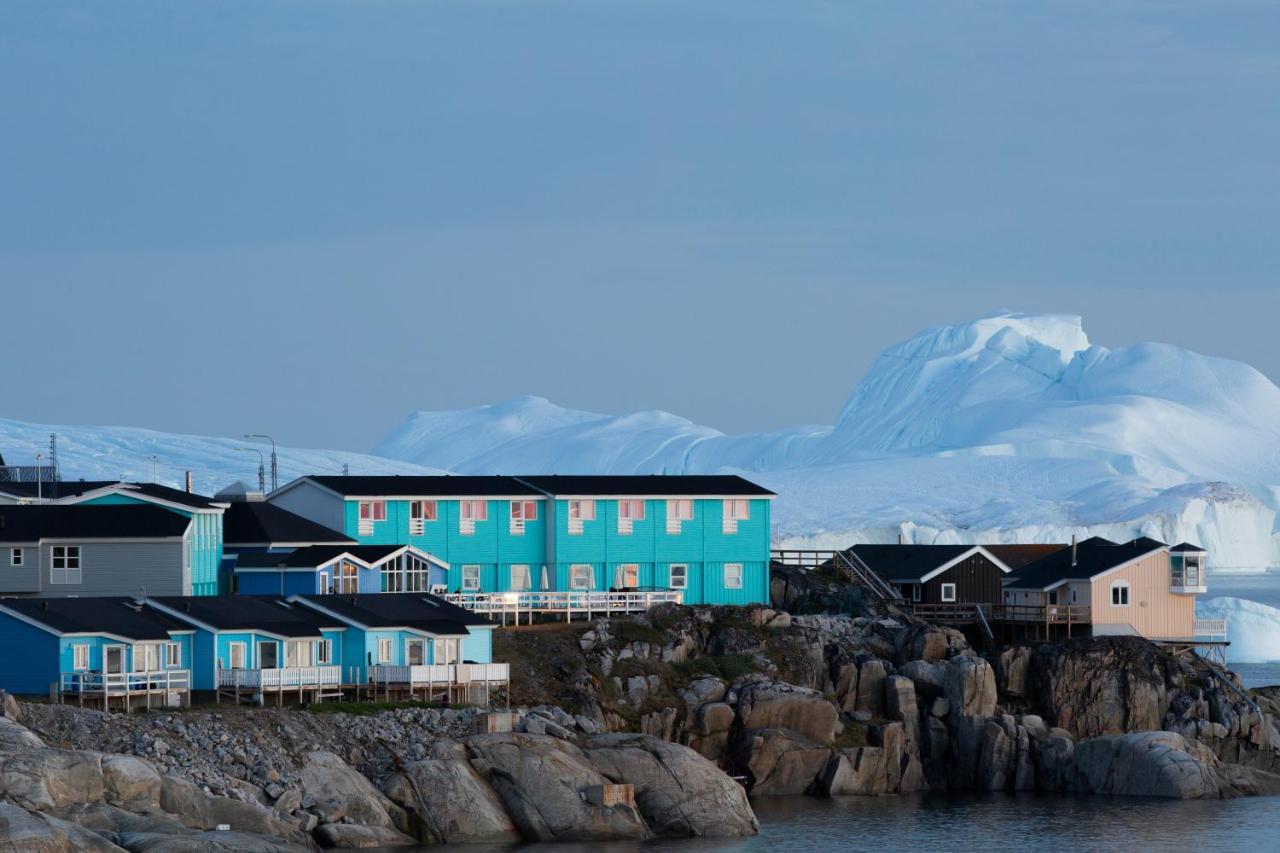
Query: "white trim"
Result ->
[[72, 643, 90, 670], [668, 563, 688, 589], [58, 483, 226, 514], [227, 641, 247, 670], [540, 493, 773, 501], [1004, 544, 1167, 592], [940, 582, 957, 602], [1110, 579, 1131, 607], [724, 563, 743, 589], [103, 644, 126, 674], [889, 546, 1013, 584]]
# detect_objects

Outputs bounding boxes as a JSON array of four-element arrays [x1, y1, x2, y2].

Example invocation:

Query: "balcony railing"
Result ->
[[444, 590, 682, 622], [989, 604, 1093, 624], [218, 666, 342, 690], [1194, 618, 1227, 638], [370, 662, 510, 686], [61, 669, 190, 697]]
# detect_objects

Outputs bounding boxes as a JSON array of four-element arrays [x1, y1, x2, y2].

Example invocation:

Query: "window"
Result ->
[[9, 548, 22, 567], [135, 643, 160, 673], [1047, 590, 1059, 606], [510, 564, 531, 591], [258, 641, 278, 669], [940, 583, 957, 603], [409, 500, 437, 535], [335, 561, 359, 594], [166, 642, 181, 667], [570, 564, 593, 590], [617, 564, 639, 588], [406, 638, 426, 666], [911, 583, 922, 603], [722, 499, 750, 534], [461, 565, 481, 591], [669, 564, 688, 589], [724, 563, 743, 589], [51, 546, 81, 584], [72, 644, 89, 671], [228, 642, 246, 670], [104, 645, 124, 674], [509, 500, 537, 535], [617, 499, 645, 535], [318, 639, 333, 665], [357, 500, 385, 535], [377, 638, 393, 663], [404, 554, 430, 592], [460, 500, 487, 535], [1111, 581, 1130, 607], [285, 640, 312, 668], [1172, 554, 1204, 588], [666, 499, 693, 534], [433, 637, 459, 665], [568, 499, 595, 534]]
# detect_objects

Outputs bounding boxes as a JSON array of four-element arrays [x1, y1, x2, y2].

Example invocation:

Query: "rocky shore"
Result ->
[[3, 601, 1279, 849]]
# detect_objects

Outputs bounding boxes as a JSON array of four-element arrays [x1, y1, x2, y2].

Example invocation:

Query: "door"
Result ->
[[258, 641, 278, 669], [406, 638, 426, 666], [228, 642, 246, 670], [104, 645, 124, 674]]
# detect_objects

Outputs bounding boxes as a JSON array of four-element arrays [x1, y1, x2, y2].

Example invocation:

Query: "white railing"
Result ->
[[218, 666, 342, 690], [370, 662, 509, 686], [61, 669, 190, 696], [1194, 618, 1228, 638], [444, 590, 681, 621]]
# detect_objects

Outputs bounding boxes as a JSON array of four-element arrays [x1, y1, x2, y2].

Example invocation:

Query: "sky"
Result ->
[[2, 1, 1278, 452]]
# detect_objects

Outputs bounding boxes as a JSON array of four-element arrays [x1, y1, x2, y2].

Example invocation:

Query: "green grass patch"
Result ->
[[613, 619, 665, 646], [832, 721, 868, 749], [673, 653, 761, 682]]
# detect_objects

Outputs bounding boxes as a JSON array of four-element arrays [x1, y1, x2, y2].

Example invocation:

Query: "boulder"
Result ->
[[819, 722, 922, 795], [0, 747, 105, 811], [1069, 731, 1224, 799], [854, 660, 888, 717], [689, 702, 736, 763], [997, 646, 1031, 698], [297, 750, 403, 829], [383, 757, 520, 844], [0, 715, 42, 751], [101, 754, 162, 811], [735, 681, 838, 744], [945, 657, 997, 718], [585, 733, 758, 837], [464, 733, 649, 842], [120, 831, 310, 852], [1029, 637, 1168, 739], [833, 663, 859, 713], [678, 677, 727, 714], [731, 728, 830, 796], [158, 776, 306, 842], [899, 661, 947, 701], [0, 801, 122, 852], [312, 822, 417, 848]]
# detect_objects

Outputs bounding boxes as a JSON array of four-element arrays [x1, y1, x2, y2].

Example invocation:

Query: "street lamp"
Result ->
[[244, 434, 277, 492], [235, 447, 266, 494]]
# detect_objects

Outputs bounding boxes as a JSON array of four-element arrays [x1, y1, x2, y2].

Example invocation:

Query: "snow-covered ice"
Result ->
[[1199, 597, 1280, 663]]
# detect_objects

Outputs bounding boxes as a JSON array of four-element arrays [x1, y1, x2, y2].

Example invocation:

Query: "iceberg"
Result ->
[[1199, 597, 1280, 664]]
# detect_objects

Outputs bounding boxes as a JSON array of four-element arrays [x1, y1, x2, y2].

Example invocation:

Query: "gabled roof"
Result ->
[[66, 482, 227, 511], [845, 544, 1011, 583], [0, 480, 117, 501], [234, 544, 447, 571], [292, 593, 493, 634], [0, 597, 191, 640], [1004, 537, 1168, 591], [515, 474, 775, 497], [223, 502, 355, 548], [0, 504, 192, 542], [148, 596, 344, 638], [1170, 542, 1207, 553], [296, 475, 542, 498], [985, 544, 1067, 570]]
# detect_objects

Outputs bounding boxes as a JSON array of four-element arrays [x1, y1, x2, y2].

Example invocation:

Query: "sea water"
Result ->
[[1208, 571, 1280, 688]]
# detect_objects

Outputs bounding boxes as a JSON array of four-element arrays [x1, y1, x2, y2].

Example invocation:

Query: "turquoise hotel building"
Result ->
[[267, 474, 774, 605]]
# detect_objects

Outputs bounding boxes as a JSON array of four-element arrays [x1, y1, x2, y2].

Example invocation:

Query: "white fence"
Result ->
[[444, 590, 682, 623], [1194, 618, 1228, 638], [370, 662, 510, 686], [218, 666, 342, 690], [60, 669, 190, 705]]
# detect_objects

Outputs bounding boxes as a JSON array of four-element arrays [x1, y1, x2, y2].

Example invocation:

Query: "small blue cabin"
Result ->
[[0, 597, 193, 696], [232, 545, 449, 597], [220, 499, 358, 594]]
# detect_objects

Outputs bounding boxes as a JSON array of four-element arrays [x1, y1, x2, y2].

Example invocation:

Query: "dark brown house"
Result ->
[[844, 544, 1025, 605]]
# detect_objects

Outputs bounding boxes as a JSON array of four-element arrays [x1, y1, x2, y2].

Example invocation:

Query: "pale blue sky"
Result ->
[[2, 1, 1278, 449]]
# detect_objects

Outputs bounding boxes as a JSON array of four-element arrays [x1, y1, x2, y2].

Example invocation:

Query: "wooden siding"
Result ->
[[0, 615, 59, 694], [40, 540, 189, 597], [1089, 550, 1195, 640], [919, 554, 1006, 605]]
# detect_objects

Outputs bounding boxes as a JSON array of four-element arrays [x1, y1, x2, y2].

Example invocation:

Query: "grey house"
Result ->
[[0, 505, 194, 597]]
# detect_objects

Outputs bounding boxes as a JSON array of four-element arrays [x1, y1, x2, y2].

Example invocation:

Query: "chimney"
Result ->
[[185, 471, 194, 493], [1071, 534, 1078, 567], [898, 530, 905, 545]]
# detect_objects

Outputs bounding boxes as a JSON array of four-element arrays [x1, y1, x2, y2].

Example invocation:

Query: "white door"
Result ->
[[104, 645, 124, 674], [406, 638, 425, 666]]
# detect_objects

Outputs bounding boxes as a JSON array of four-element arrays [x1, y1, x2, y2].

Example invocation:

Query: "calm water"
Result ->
[[1209, 571, 1280, 689], [423, 793, 1280, 852]]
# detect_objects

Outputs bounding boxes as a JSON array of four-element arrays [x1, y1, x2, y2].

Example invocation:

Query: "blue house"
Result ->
[[232, 544, 449, 596], [267, 474, 774, 605], [220, 499, 357, 594], [0, 597, 193, 697]]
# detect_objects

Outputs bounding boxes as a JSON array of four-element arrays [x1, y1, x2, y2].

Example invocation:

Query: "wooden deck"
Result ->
[[59, 669, 191, 712], [444, 591, 683, 625], [366, 662, 510, 705], [216, 665, 346, 706]]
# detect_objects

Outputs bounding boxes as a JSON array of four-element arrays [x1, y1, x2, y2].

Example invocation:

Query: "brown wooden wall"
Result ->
[[921, 554, 1007, 604]]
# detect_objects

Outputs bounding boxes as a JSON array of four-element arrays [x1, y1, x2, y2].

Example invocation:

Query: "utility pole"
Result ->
[[35, 453, 42, 503], [245, 434, 277, 492], [236, 447, 266, 493]]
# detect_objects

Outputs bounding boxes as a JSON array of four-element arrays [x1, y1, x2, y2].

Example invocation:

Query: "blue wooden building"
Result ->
[[232, 544, 448, 596], [267, 474, 774, 605], [220, 499, 357, 594]]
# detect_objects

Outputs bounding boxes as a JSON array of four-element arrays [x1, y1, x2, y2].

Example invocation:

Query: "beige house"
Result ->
[[1001, 537, 1209, 641]]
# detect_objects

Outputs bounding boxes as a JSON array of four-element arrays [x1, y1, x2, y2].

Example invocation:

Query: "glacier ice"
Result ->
[[1199, 597, 1280, 663]]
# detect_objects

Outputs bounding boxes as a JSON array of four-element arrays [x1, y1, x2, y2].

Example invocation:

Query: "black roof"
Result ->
[[295, 593, 492, 633], [0, 504, 192, 542], [149, 596, 343, 637], [1170, 542, 1207, 553], [846, 544, 983, 582], [235, 544, 406, 569], [305, 476, 542, 497], [116, 483, 225, 510], [0, 480, 117, 500], [516, 474, 776, 496], [0, 597, 191, 640], [223, 502, 355, 547], [1004, 537, 1168, 590]]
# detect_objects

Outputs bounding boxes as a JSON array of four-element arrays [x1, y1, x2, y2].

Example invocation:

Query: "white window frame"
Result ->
[[570, 564, 594, 590], [433, 637, 459, 665], [1111, 581, 1131, 607], [134, 643, 160, 673], [509, 500, 537, 535], [666, 499, 693, 534], [940, 582, 957, 603], [409, 500, 437, 535], [568, 499, 595, 535], [72, 643, 90, 671], [724, 563, 743, 590], [461, 564, 481, 591], [51, 545, 81, 585], [510, 564, 531, 591], [460, 500, 487, 535], [258, 641, 279, 669], [227, 641, 247, 670], [405, 637, 426, 666], [668, 563, 688, 590], [317, 639, 333, 665], [618, 499, 644, 535], [9, 547, 22, 567], [358, 500, 386, 535], [618, 563, 640, 588], [104, 644, 125, 675], [377, 638, 393, 663], [166, 642, 181, 667], [722, 499, 750, 534], [335, 561, 360, 594]]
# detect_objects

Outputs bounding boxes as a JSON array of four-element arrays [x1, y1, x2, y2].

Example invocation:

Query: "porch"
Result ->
[[367, 662, 510, 705], [58, 669, 191, 711], [443, 590, 683, 625], [216, 665, 345, 706]]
